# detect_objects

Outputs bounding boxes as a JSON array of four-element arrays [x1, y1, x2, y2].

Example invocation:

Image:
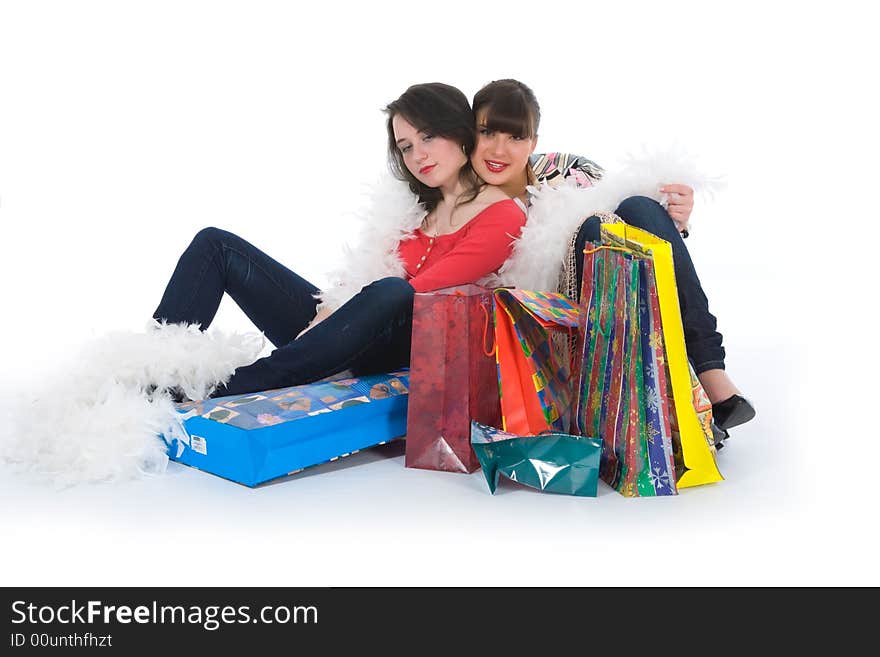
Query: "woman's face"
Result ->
[[471, 109, 537, 189], [392, 114, 466, 190]]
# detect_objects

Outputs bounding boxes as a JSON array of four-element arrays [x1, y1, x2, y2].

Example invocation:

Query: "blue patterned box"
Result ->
[[165, 370, 409, 486]]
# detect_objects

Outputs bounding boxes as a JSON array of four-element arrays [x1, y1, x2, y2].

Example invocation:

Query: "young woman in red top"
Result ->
[[152, 83, 525, 398], [469, 79, 754, 433]]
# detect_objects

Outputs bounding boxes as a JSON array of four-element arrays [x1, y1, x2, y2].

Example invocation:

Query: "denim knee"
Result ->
[[363, 276, 415, 310], [576, 215, 602, 244], [615, 196, 675, 236], [192, 226, 229, 247]]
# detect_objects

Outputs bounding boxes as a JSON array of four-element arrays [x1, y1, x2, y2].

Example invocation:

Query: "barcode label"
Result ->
[[191, 435, 207, 455]]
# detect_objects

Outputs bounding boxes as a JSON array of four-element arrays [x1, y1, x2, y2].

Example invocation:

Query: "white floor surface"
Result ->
[[1, 0, 876, 588]]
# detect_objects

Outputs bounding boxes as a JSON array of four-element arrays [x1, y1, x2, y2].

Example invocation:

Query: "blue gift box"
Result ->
[[165, 371, 409, 487]]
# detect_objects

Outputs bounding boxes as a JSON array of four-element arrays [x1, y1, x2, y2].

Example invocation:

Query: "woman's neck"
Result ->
[[428, 178, 469, 233], [437, 177, 466, 205], [500, 169, 529, 203]]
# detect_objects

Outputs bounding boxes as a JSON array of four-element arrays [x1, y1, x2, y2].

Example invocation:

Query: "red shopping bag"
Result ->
[[405, 285, 501, 473]]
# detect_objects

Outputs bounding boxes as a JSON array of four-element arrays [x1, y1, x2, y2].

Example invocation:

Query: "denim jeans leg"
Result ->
[[573, 215, 602, 297], [614, 196, 725, 372], [153, 227, 320, 347], [215, 277, 415, 396]]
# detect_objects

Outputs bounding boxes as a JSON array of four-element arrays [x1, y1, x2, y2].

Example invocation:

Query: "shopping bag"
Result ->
[[638, 258, 679, 494], [405, 284, 500, 473], [601, 224, 723, 489], [470, 420, 603, 497], [576, 243, 679, 496], [493, 289, 580, 436]]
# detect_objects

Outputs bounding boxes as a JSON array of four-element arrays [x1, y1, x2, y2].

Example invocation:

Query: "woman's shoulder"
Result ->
[[444, 186, 523, 236], [475, 184, 513, 205], [476, 194, 525, 221], [472, 195, 525, 226]]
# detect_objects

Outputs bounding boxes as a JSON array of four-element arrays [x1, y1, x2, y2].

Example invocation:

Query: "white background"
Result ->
[[0, 0, 876, 586]]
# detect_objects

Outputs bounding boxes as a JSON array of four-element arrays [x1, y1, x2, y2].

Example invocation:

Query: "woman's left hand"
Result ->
[[660, 184, 694, 233]]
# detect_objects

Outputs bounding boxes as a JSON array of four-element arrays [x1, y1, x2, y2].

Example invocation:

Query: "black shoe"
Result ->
[[712, 394, 756, 431], [711, 422, 729, 451], [144, 384, 188, 404], [168, 386, 188, 404], [208, 383, 229, 400]]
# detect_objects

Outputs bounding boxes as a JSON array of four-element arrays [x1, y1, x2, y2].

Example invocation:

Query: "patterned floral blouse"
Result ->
[[530, 152, 605, 189]]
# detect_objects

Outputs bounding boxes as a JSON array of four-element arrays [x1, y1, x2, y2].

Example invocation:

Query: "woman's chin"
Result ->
[[414, 172, 456, 190], [476, 170, 509, 186]]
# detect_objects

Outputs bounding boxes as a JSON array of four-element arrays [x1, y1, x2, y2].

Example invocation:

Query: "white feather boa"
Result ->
[[317, 146, 723, 308], [317, 175, 426, 312], [1, 321, 265, 486], [0, 148, 720, 486], [489, 145, 725, 292]]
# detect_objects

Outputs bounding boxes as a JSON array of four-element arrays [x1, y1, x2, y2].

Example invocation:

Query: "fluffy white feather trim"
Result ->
[[490, 145, 725, 292], [316, 146, 723, 302], [0, 320, 265, 486], [316, 175, 426, 312]]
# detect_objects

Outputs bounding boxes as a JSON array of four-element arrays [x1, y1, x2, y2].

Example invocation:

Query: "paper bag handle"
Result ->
[[583, 245, 630, 256], [480, 300, 496, 357]]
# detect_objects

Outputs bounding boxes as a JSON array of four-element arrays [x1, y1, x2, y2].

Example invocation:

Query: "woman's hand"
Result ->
[[660, 184, 694, 233], [296, 306, 335, 339]]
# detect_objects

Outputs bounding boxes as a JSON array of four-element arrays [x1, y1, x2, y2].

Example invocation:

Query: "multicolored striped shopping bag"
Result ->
[[602, 224, 723, 490], [575, 243, 678, 496], [493, 289, 580, 436]]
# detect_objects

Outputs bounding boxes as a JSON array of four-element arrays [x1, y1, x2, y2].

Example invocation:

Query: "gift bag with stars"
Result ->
[[576, 224, 724, 496], [602, 223, 723, 491], [575, 243, 676, 496]]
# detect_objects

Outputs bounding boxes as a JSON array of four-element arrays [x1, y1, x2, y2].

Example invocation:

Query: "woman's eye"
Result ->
[[400, 145, 411, 154], [478, 128, 491, 136], [422, 134, 434, 142], [512, 135, 526, 141]]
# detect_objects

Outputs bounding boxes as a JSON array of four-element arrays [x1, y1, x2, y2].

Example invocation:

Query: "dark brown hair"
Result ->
[[385, 83, 484, 211], [472, 79, 541, 139]]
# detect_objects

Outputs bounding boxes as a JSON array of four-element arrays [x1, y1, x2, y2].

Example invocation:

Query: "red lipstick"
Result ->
[[485, 160, 509, 173]]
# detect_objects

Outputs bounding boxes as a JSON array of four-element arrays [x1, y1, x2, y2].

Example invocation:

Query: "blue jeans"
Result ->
[[575, 197, 725, 374], [153, 227, 415, 396]]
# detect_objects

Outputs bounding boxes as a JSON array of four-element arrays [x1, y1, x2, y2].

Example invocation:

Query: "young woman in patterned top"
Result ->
[[469, 79, 755, 433], [153, 83, 525, 398]]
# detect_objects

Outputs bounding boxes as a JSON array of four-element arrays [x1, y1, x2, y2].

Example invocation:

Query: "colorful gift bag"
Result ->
[[165, 371, 410, 487], [493, 289, 580, 436], [576, 245, 678, 496], [405, 284, 501, 474], [575, 246, 626, 484], [601, 224, 723, 489], [639, 259, 679, 493], [470, 420, 603, 497]]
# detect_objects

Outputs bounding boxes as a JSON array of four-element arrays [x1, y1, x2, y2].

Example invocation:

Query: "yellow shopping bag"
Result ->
[[602, 223, 723, 488]]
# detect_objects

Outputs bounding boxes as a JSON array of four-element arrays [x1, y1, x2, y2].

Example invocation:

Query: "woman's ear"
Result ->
[[530, 135, 538, 155]]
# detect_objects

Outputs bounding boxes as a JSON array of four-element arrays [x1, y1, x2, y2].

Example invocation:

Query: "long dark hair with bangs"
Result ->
[[472, 79, 541, 184], [384, 83, 485, 212], [472, 78, 540, 138]]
